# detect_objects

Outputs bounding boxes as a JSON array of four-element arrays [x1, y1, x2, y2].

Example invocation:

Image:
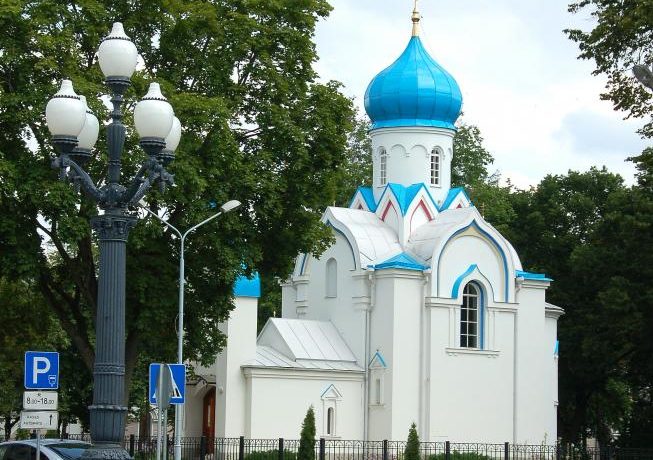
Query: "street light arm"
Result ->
[[122, 159, 156, 204], [124, 159, 174, 206], [140, 205, 182, 240], [52, 155, 105, 201], [182, 210, 223, 240]]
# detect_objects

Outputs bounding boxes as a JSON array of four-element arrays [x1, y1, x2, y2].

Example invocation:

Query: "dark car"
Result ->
[[0, 440, 91, 460]]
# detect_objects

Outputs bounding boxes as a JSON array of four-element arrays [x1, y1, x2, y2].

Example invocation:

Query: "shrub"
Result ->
[[405, 423, 420, 460], [428, 452, 493, 460], [246, 451, 298, 460], [298, 406, 316, 460]]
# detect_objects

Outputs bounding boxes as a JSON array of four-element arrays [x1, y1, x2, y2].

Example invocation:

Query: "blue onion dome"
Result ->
[[364, 36, 463, 130]]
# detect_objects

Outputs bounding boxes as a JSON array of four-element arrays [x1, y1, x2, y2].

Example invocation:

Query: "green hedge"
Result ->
[[427, 452, 492, 460], [245, 450, 298, 460]]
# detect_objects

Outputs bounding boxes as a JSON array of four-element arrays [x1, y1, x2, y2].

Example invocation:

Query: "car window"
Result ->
[[46, 444, 89, 460], [5, 445, 48, 460], [0, 445, 8, 460]]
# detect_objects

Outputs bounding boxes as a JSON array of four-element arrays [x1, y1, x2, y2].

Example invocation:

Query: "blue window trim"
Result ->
[[451, 264, 478, 298], [369, 350, 388, 368]]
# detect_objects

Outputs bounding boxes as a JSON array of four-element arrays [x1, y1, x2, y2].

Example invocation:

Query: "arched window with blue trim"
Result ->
[[461, 283, 482, 348]]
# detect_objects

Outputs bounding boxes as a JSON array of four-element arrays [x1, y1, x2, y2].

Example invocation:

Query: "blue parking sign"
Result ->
[[24, 351, 59, 390]]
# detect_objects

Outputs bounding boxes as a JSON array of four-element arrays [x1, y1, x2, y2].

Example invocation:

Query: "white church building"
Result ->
[[185, 6, 563, 444]]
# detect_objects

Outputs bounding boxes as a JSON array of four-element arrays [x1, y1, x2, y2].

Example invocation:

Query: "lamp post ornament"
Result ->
[[46, 22, 182, 460]]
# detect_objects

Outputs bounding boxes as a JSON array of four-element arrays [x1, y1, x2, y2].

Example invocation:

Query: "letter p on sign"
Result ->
[[33, 357, 50, 384], [24, 351, 59, 390]]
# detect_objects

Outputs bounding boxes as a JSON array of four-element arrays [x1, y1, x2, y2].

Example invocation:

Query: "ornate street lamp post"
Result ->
[[45, 23, 182, 460]]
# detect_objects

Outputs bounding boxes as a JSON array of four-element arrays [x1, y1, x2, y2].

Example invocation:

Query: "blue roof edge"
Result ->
[[516, 270, 553, 282], [233, 272, 261, 297], [440, 187, 473, 211], [349, 186, 378, 212], [370, 119, 458, 130], [369, 252, 428, 271]]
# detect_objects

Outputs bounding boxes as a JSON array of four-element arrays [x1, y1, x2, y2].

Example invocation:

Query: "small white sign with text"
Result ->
[[23, 391, 58, 411]]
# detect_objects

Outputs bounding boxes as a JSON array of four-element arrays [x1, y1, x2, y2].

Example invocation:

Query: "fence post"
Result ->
[[445, 441, 451, 460], [129, 435, 135, 457], [239, 436, 245, 460], [555, 443, 561, 460], [279, 438, 284, 460], [200, 436, 207, 460], [319, 437, 325, 460], [382, 440, 388, 460], [504, 442, 509, 460]]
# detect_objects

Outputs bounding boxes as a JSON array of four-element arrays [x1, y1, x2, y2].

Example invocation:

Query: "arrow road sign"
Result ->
[[23, 391, 58, 410], [149, 363, 185, 405], [20, 410, 58, 430], [24, 351, 59, 390]]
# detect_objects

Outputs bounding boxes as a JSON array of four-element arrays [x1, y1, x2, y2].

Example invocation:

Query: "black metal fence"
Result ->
[[48, 435, 653, 460], [29, 435, 653, 460]]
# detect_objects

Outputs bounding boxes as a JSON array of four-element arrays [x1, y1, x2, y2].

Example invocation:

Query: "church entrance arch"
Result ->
[[202, 388, 216, 451]]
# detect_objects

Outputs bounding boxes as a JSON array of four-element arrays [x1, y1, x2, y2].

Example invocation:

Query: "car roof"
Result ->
[[1, 440, 90, 447]]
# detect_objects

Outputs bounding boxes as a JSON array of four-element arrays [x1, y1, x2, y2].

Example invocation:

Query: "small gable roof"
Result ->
[[440, 187, 472, 210], [370, 252, 427, 271], [258, 318, 357, 362], [348, 183, 471, 215]]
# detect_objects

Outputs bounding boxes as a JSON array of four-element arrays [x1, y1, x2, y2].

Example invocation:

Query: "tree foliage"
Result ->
[[0, 0, 355, 410], [566, 0, 653, 136], [404, 423, 420, 460], [506, 160, 653, 447], [297, 406, 316, 460]]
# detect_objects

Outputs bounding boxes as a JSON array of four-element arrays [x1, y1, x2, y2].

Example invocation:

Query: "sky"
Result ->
[[313, 1, 650, 188]]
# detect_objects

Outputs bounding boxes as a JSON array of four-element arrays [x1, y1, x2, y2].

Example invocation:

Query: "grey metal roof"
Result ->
[[246, 345, 363, 371], [244, 319, 363, 372]]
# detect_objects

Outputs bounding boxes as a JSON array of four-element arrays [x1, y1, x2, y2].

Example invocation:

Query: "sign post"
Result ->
[[149, 363, 186, 460]]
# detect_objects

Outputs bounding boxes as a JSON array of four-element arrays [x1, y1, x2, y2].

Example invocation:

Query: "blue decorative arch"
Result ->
[[324, 220, 358, 269], [436, 221, 510, 302]]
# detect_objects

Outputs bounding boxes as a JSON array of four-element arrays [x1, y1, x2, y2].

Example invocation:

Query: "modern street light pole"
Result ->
[[139, 199, 240, 460], [46, 23, 182, 460]]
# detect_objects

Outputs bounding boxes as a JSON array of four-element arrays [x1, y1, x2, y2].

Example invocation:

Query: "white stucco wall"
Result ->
[[214, 296, 258, 437], [368, 269, 425, 440], [371, 127, 454, 205], [514, 282, 554, 444], [427, 298, 516, 443], [298, 233, 367, 366], [243, 368, 364, 439]]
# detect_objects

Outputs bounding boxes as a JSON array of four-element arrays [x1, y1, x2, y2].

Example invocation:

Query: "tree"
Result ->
[[451, 123, 495, 190], [452, 122, 515, 234], [335, 110, 373, 207], [0, 278, 67, 439], [297, 406, 316, 460], [0, 0, 355, 408], [504, 167, 649, 445], [566, 0, 653, 136], [404, 423, 420, 460]]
